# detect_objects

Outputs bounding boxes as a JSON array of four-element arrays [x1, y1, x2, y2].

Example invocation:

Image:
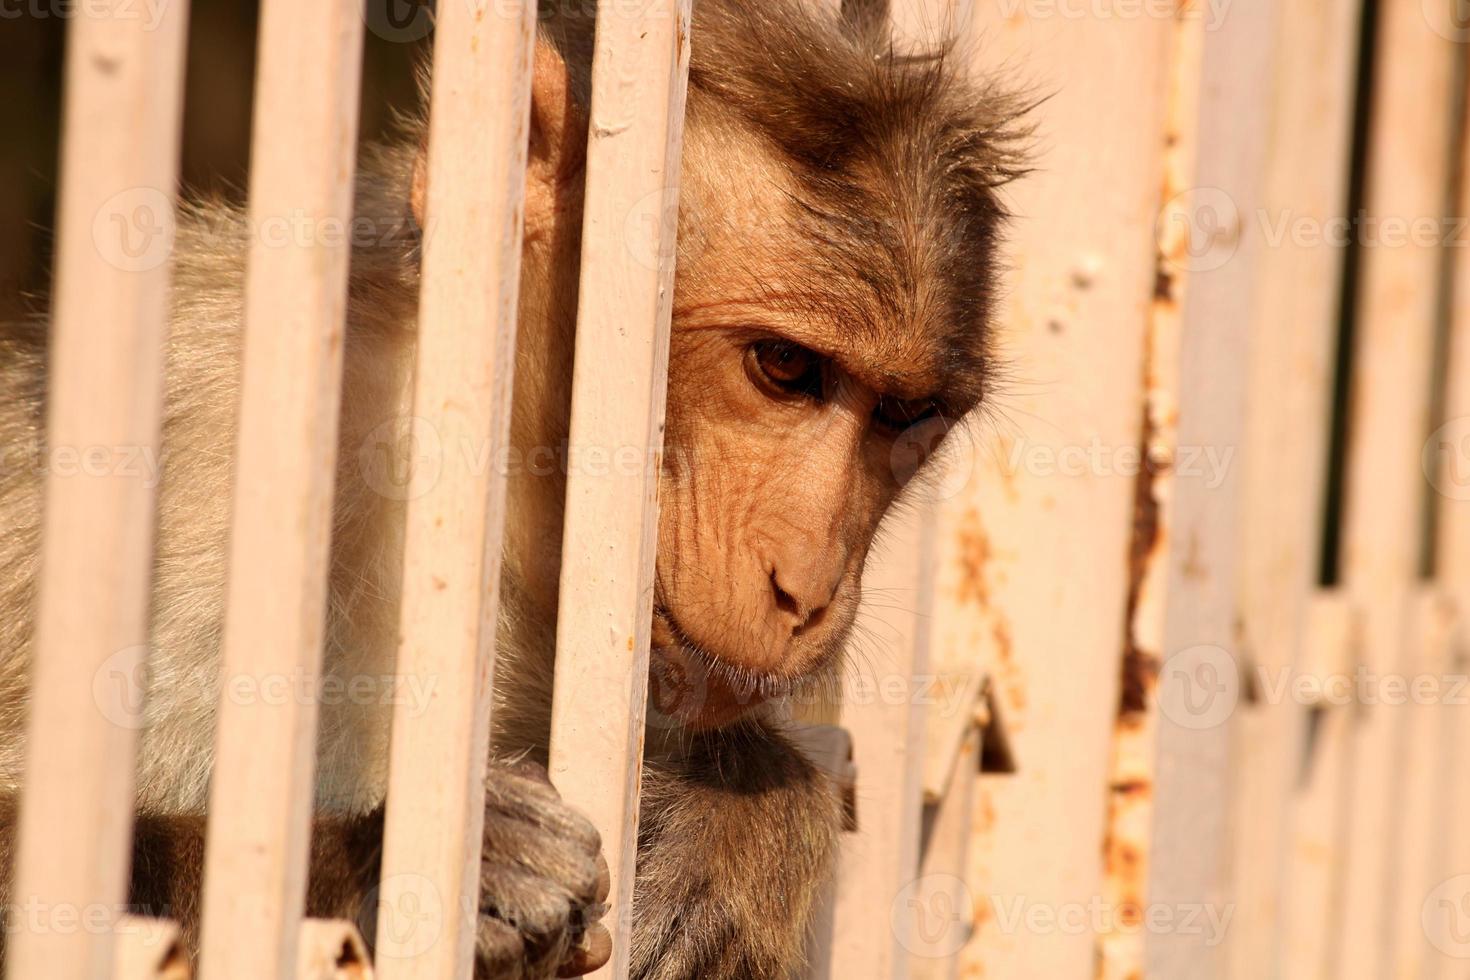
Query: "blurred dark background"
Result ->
[[0, 1, 429, 322]]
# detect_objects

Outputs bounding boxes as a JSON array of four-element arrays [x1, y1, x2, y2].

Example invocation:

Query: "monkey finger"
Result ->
[[556, 923, 612, 978], [592, 852, 610, 906], [475, 916, 527, 978]]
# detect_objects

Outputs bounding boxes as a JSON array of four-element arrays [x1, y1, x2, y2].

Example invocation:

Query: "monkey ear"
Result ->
[[409, 41, 583, 233]]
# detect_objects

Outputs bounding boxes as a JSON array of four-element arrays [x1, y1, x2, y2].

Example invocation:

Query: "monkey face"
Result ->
[[501, 17, 1021, 732], [645, 140, 992, 730]]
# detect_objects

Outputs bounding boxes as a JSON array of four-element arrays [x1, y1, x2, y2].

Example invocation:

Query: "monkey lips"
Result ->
[[648, 609, 796, 730]]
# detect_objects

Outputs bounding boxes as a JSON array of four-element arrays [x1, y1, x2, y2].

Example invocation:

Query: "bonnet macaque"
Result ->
[[0, 0, 1024, 976]]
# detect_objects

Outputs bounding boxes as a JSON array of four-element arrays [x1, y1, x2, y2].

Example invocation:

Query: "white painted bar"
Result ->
[[1143, 0, 1278, 975], [195, 0, 365, 976], [1225, 0, 1364, 974], [920, 671, 983, 804], [951, 4, 1171, 976], [297, 920, 374, 980], [1426, 82, 1470, 978], [1333, 4, 1457, 976], [828, 502, 936, 980], [1094, 9, 1200, 976], [372, 2, 537, 976], [1388, 589, 1459, 980], [546, 2, 692, 976], [1279, 593, 1358, 980], [111, 918, 187, 980], [908, 727, 980, 980], [6, 3, 189, 978], [824, 4, 957, 976]]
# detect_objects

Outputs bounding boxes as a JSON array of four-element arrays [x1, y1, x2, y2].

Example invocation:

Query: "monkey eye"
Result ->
[[873, 394, 943, 434], [747, 339, 825, 400]]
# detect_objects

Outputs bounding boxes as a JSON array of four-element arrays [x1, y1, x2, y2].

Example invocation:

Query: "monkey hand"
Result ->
[[476, 759, 612, 980]]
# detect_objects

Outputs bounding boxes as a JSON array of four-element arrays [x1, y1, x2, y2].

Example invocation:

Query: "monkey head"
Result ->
[[650, 5, 1026, 730], [417, 1, 1027, 733]]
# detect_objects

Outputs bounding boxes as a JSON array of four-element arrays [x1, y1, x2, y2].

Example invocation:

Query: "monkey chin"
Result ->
[[647, 611, 802, 732], [647, 645, 774, 731]]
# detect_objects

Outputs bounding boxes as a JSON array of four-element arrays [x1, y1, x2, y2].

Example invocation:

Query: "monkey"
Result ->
[[0, 0, 1026, 977]]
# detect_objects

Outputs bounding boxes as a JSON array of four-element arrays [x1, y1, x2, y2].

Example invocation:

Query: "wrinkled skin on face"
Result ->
[[646, 134, 996, 728]]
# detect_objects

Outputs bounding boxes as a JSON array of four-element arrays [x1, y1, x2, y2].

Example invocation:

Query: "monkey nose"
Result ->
[[769, 564, 841, 636]]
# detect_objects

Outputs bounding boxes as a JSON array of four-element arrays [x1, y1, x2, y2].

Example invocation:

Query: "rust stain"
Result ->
[[956, 508, 991, 608], [991, 618, 1014, 667], [1153, 266, 1175, 303], [1110, 779, 1151, 799], [1118, 398, 1164, 716], [1181, 528, 1208, 581]]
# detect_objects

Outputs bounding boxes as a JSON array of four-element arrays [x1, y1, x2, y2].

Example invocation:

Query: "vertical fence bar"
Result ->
[[1388, 589, 1460, 979], [1333, 3, 1457, 976], [948, 3, 1171, 976], [195, 0, 365, 976], [826, 503, 935, 980], [546, 2, 692, 976], [1094, 7, 1201, 975], [296, 920, 373, 980], [1141, 1, 1279, 976], [908, 727, 981, 980], [5, 2, 190, 978], [371, 2, 538, 976], [1278, 593, 1359, 979], [1224, 0, 1364, 975], [816, 5, 954, 978], [111, 918, 187, 980], [1428, 73, 1470, 977]]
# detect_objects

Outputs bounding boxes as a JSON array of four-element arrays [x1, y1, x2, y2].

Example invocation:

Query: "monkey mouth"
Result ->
[[649, 605, 822, 730]]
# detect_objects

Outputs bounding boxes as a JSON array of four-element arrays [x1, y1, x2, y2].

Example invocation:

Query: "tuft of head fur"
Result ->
[[682, 1, 1031, 410]]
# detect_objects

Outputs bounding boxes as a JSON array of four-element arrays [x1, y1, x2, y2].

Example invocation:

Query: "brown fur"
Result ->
[[0, 1, 1024, 977]]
